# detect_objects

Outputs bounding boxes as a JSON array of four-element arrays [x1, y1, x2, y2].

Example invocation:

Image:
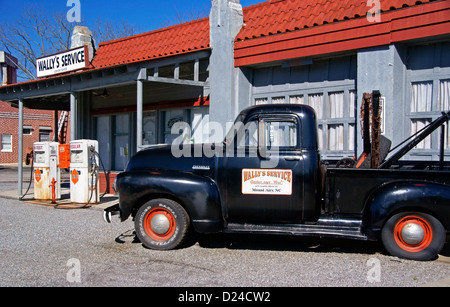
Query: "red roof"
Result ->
[[90, 17, 210, 69], [235, 0, 450, 66], [237, 0, 438, 41], [90, 0, 448, 70]]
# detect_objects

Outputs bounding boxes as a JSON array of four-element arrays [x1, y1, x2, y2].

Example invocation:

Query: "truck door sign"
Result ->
[[242, 169, 292, 195]]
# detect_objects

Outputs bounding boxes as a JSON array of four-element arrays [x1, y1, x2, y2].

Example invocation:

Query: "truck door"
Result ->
[[221, 114, 304, 223]]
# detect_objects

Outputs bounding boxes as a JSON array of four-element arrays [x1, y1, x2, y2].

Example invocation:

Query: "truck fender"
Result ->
[[362, 181, 450, 239], [117, 170, 224, 233]]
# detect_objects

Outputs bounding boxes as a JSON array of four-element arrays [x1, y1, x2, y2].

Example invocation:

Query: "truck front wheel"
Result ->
[[135, 198, 190, 250], [381, 212, 445, 261]]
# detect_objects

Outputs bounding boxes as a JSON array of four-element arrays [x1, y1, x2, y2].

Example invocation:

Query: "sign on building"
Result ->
[[36, 46, 88, 78]]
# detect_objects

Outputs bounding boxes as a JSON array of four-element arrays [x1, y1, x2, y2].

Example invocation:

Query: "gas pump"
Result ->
[[33, 142, 61, 200], [70, 140, 100, 204]]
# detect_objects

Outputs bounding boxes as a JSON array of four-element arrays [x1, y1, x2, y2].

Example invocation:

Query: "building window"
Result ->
[[272, 97, 286, 104], [439, 79, 450, 113], [39, 127, 52, 142], [307, 93, 323, 119], [143, 111, 157, 146], [163, 109, 188, 144], [409, 80, 450, 150], [446, 123, 450, 150], [159, 65, 175, 78], [1, 134, 12, 152], [23, 127, 33, 135], [96, 116, 111, 170], [114, 114, 130, 171], [439, 80, 450, 149], [199, 58, 210, 82], [328, 124, 344, 151], [411, 81, 433, 113], [289, 95, 304, 105], [255, 98, 268, 105], [406, 42, 450, 158], [179, 61, 195, 81]]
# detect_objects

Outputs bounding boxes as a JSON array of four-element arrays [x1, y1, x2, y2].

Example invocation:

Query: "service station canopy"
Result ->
[[0, 50, 210, 111]]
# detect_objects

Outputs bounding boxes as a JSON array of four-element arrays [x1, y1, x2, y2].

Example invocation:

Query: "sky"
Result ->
[[0, 0, 264, 34]]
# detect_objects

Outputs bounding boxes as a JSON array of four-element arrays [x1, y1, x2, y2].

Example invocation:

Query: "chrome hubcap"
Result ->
[[401, 223, 425, 245], [151, 214, 171, 235]]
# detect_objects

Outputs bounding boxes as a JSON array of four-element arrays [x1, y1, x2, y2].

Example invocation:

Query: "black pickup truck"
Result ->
[[105, 103, 450, 261]]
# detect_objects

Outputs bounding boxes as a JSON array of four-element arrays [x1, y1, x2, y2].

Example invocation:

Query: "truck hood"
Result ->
[[125, 144, 219, 175]]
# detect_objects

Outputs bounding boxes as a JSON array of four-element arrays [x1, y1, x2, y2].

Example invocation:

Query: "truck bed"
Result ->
[[324, 167, 450, 216]]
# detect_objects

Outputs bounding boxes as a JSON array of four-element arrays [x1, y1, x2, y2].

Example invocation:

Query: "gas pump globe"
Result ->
[[70, 140, 100, 204], [33, 142, 61, 200]]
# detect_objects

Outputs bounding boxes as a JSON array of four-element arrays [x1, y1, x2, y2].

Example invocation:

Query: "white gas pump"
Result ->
[[33, 142, 61, 200], [70, 140, 100, 204]]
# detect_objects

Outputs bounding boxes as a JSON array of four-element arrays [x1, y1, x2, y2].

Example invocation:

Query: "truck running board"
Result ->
[[225, 217, 367, 241]]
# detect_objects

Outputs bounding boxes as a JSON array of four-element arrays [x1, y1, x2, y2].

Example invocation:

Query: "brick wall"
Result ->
[[0, 101, 57, 164]]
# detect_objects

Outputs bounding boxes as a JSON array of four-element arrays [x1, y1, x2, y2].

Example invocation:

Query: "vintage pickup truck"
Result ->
[[104, 102, 450, 261]]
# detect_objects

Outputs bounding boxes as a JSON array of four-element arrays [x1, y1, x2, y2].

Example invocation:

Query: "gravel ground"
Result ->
[[0, 192, 449, 288], [1, 165, 449, 289]]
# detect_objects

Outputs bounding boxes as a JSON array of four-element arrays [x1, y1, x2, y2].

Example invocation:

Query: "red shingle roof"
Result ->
[[235, 0, 449, 66], [237, 0, 438, 41], [90, 0, 445, 70], [90, 17, 210, 69]]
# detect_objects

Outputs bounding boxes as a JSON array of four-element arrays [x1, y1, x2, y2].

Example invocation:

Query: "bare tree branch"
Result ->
[[0, 5, 140, 81]]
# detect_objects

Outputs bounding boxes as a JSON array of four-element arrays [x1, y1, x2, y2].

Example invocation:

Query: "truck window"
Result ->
[[261, 119, 298, 150]]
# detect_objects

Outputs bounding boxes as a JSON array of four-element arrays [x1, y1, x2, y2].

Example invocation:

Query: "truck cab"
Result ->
[[217, 104, 322, 224]]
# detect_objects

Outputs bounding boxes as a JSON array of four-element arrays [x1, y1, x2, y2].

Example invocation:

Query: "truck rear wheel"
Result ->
[[135, 198, 190, 250], [381, 212, 445, 261]]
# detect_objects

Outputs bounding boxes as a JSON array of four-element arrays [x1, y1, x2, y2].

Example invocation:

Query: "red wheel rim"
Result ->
[[143, 207, 176, 241], [393, 216, 433, 253]]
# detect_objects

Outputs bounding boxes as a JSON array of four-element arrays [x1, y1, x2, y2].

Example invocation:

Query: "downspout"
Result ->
[[136, 68, 147, 151]]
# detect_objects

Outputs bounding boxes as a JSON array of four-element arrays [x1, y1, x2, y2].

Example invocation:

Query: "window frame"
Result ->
[[257, 115, 302, 154], [1, 134, 13, 152]]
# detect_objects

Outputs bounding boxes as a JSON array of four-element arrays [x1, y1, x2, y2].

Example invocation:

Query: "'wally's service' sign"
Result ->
[[36, 46, 88, 78], [242, 169, 293, 195]]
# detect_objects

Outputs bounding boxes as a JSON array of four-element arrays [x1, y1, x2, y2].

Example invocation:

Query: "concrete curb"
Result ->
[[0, 187, 117, 211]]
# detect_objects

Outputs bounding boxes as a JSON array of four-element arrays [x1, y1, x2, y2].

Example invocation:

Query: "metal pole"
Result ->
[[18, 98, 24, 196], [137, 68, 146, 151], [137, 79, 143, 150], [440, 124, 445, 170], [70, 92, 77, 141], [54, 110, 59, 142]]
